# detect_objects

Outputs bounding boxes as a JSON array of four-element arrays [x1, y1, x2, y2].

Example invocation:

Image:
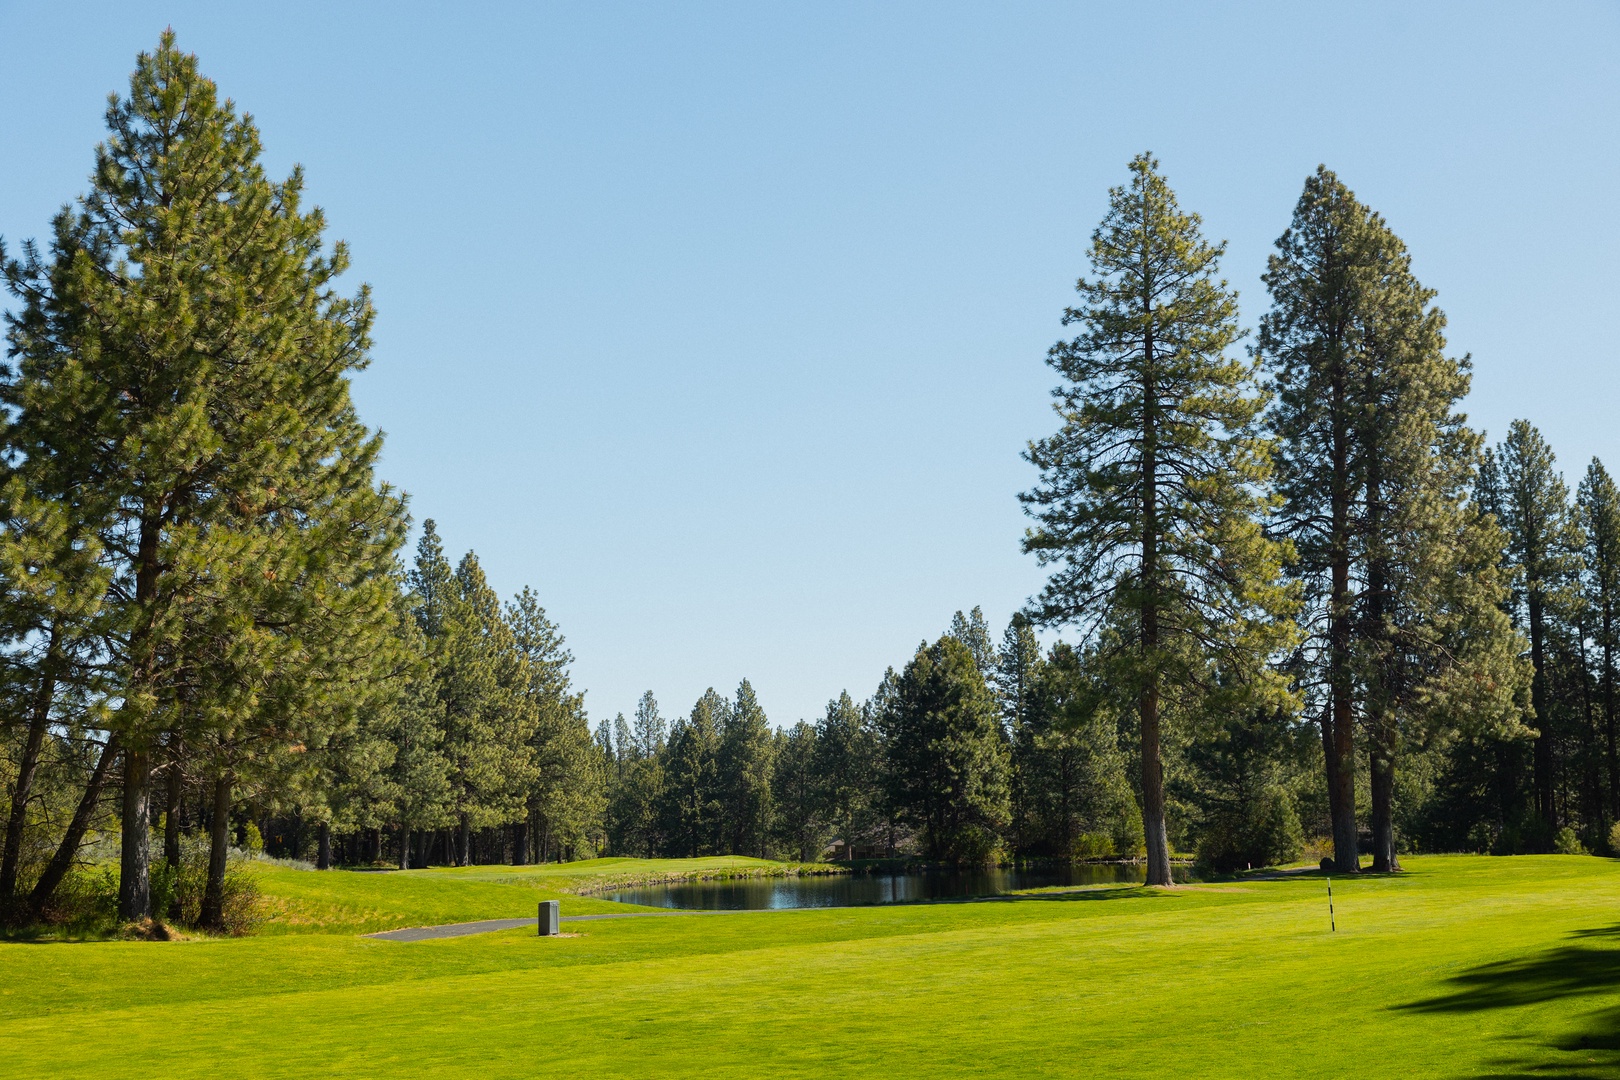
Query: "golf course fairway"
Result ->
[[2, 854, 1616, 1078]]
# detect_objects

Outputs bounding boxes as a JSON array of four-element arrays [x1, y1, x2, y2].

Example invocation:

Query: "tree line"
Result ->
[[1019, 153, 1618, 886], [0, 38, 1611, 932], [595, 608, 1141, 868]]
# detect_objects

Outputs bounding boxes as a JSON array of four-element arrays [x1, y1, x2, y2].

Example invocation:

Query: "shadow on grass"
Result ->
[[946, 885, 1175, 906], [829, 884, 1168, 910], [1398, 924, 1620, 1078], [997, 885, 1167, 903]]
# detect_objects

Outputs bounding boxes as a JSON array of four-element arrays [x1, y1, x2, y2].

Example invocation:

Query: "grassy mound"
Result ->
[[1, 855, 1616, 1078], [251, 856, 835, 935]]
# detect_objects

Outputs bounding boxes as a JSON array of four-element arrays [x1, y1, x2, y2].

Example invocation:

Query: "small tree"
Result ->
[[814, 691, 880, 859], [717, 679, 775, 857], [509, 587, 600, 862], [947, 607, 996, 679], [1011, 643, 1138, 860], [661, 690, 724, 856], [773, 722, 827, 861], [880, 635, 1009, 862]]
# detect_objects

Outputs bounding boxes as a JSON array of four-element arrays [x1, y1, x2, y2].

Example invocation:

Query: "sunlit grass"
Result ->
[[2, 855, 1616, 1078], [250, 855, 813, 933]]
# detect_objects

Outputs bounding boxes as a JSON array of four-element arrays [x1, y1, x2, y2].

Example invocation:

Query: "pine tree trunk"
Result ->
[[163, 755, 183, 870], [28, 734, 121, 918], [200, 774, 231, 931], [1320, 705, 1339, 838], [0, 641, 59, 902], [120, 514, 163, 922], [1327, 371, 1360, 874], [1329, 655, 1358, 871], [1137, 312, 1173, 888], [396, 825, 409, 871], [1139, 683, 1173, 885], [1528, 593, 1555, 839], [458, 815, 471, 867], [118, 746, 152, 921], [1577, 623, 1606, 840], [1606, 626, 1619, 826], [1370, 747, 1399, 872], [1365, 433, 1398, 874], [317, 822, 332, 870], [512, 821, 528, 866], [163, 751, 183, 922]]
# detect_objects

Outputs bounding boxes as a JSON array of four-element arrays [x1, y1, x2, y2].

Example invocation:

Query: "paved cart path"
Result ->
[[365, 910, 726, 942]]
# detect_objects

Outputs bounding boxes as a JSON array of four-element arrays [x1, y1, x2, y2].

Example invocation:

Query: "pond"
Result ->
[[604, 863, 1202, 910]]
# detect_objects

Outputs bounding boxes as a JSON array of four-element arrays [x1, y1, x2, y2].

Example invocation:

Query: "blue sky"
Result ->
[[2, 2, 1616, 727]]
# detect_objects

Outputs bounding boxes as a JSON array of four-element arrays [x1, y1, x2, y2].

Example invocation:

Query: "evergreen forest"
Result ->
[[5, 34, 1616, 936]]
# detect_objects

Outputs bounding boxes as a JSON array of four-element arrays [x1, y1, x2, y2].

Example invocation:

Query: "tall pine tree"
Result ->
[[813, 691, 879, 859], [1496, 420, 1582, 841], [661, 690, 724, 856], [1, 34, 406, 917], [1023, 154, 1296, 885], [1259, 166, 1524, 872], [880, 635, 1010, 862]]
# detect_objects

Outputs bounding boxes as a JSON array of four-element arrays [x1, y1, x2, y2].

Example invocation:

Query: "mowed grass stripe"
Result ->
[[1, 856, 1616, 1079]]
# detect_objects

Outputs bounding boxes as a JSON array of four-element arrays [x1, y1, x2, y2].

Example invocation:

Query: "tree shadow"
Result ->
[[844, 884, 1169, 910], [1397, 924, 1620, 1077], [1000, 884, 1168, 903]]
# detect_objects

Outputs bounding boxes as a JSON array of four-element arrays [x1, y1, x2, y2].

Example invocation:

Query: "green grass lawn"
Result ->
[[251, 855, 793, 934], [2, 855, 1617, 1078]]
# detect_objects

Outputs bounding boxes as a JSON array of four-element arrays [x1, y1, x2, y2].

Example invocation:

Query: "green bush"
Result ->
[[35, 865, 119, 931], [1553, 826, 1587, 856], [1608, 821, 1620, 856], [147, 835, 266, 934], [942, 824, 1005, 867], [1068, 833, 1116, 861]]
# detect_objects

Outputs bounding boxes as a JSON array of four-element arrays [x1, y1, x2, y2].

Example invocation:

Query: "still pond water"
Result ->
[[606, 863, 1202, 910]]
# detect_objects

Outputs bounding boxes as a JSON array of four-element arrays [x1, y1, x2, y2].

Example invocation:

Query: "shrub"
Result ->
[[1196, 789, 1304, 872], [1068, 833, 1116, 861], [145, 833, 267, 934], [1553, 826, 1587, 856], [1466, 821, 1499, 854], [174, 860, 263, 934], [1608, 821, 1620, 856], [36, 865, 119, 931], [943, 824, 1005, 867]]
